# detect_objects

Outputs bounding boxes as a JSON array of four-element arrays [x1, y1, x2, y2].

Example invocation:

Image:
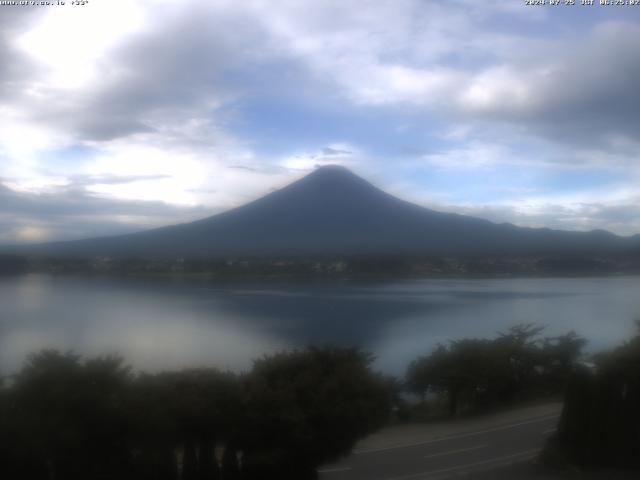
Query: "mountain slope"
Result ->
[[9, 165, 640, 258]]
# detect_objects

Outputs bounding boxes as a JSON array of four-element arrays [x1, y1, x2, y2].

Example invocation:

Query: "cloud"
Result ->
[[66, 174, 171, 187], [227, 165, 258, 173], [1, 0, 640, 241], [238, 2, 640, 155], [9, 2, 638, 160], [322, 147, 353, 156], [419, 142, 513, 169], [454, 22, 640, 152], [0, 7, 43, 96], [279, 143, 359, 171], [443, 199, 640, 237], [0, 180, 208, 244]]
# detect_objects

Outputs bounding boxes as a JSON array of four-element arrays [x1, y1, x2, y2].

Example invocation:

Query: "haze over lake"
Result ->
[[1, 274, 638, 376]]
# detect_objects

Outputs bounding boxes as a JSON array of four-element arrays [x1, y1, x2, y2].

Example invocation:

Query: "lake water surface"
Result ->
[[1, 274, 639, 375]]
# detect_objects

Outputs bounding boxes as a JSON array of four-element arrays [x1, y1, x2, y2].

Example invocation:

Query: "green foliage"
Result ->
[[555, 322, 640, 470], [242, 347, 392, 477], [5, 351, 133, 480], [406, 324, 586, 416], [0, 346, 392, 480]]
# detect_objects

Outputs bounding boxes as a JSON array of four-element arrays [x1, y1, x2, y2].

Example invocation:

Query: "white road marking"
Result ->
[[356, 413, 559, 454], [542, 427, 557, 435], [423, 444, 488, 459], [385, 449, 541, 480], [317, 466, 352, 474]]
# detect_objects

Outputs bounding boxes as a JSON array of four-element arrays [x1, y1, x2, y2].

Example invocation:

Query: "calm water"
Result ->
[[1, 274, 639, 376]]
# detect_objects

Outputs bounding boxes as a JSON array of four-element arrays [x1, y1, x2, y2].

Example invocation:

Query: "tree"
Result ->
[[2, 347, 392, 479], [555, 324, 640, 469], [406, 325, 586, 416], [128, 368, 241, 479], [9, 350, 132, 480], [539, 331, 587, 394], [241, 347, 393, 479]]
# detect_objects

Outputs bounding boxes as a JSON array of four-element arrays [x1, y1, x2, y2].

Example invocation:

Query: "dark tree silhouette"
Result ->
[[0, 346, 392, 479], [221, 444, 241, 480], [241, 347, 393, 479], [128, 368, 242, 479], [5, 351, 132, 480], [555, 323, 640, 470], [406, 324, 586, 416], [0, 254, 28, 274]]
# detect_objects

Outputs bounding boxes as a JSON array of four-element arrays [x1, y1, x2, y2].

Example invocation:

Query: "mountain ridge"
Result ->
[[5, 165, 640, 259]]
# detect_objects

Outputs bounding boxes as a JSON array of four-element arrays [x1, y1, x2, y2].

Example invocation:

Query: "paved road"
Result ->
[[318, 411, 560, 480]]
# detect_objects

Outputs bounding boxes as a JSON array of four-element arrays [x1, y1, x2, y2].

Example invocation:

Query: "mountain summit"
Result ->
[[9, 165, 640, 258]]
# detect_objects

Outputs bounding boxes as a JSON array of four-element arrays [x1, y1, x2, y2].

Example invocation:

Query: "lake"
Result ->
[[1, 274, 639, 376]]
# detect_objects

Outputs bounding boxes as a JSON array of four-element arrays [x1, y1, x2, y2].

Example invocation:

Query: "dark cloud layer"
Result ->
[[66, 174, 171, 187], [60, 4, 267, 144], [0, 8, 43, 99], [0, 181, 208, 244], [465, 22, 640, 152]]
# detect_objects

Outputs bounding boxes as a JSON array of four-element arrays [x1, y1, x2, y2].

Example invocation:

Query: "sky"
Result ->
[[1, 0, 640, 244]]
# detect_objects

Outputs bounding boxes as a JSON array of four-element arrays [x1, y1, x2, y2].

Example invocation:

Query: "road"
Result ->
[[318, 408, 560, 480]]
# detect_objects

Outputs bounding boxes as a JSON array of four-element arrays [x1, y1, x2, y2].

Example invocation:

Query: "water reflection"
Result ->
[[0, 274, 639, 375]]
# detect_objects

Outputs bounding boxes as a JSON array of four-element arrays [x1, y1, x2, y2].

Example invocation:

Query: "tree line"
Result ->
[[4, 322, 636, 478], [7, 253, 640, 276], [405, 324, 586, 416], [0, 254, 28, 274], [550, 323, 640, 470], [0, 347, 393, 480], [403, 322, 640, 471]]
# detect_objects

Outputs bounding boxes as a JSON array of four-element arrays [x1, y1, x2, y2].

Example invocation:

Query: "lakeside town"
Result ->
[[2, 254, 640, 277]]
